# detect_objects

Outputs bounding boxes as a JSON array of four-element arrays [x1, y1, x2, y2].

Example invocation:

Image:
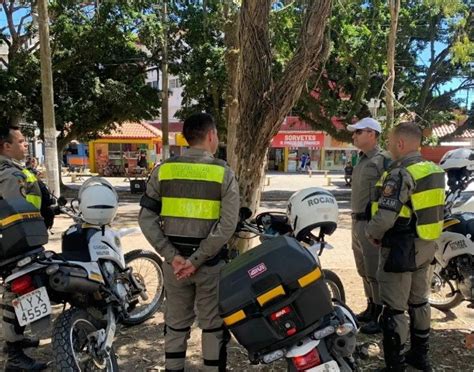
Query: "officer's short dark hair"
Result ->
[[393, 122, 422, 144], [183, 113, 216, 146], [0, 125, 20, 147]]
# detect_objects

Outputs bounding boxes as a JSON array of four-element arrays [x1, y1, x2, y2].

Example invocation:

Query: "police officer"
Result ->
[[138, 113, 240, 372], [0, 125, 47, 370], [366, 122, 444, 371], [347, 117, 390, 334]]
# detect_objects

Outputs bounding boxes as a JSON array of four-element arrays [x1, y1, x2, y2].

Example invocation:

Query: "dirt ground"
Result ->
[[1, 195, 473, 371]]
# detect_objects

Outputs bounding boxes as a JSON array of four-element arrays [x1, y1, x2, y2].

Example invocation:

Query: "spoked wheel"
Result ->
[[53, 308, 118, 371], [123, 250, 164, 325], [323, 269, 346, 303], [429, 264, 464, 311]]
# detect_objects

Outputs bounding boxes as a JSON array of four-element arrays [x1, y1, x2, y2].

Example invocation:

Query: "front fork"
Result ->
[[88, 306, 116, 359]]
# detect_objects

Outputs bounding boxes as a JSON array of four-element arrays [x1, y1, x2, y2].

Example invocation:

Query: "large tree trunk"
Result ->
[[226, 1, 332, 211], [386, 0, 400, 128]]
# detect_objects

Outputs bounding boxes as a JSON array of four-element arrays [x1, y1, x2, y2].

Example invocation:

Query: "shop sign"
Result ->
[[271, 132, 324, 148]]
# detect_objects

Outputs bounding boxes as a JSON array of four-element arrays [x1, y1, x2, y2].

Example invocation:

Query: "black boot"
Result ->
[[405, 334, 432, 372], [379, 307, 407, 372], [356, 298, 374, 323], [2, 338, 40, 353], [360, 304, 382, 334], [4, 342, 47, 371]]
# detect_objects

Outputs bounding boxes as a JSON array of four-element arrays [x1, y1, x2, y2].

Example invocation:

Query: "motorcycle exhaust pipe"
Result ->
[[49, 270, 101, 293]]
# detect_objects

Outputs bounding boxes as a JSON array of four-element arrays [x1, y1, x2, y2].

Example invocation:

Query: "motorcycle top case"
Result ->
[[218, 236, 333, 357], [0, 198, 48, 259]]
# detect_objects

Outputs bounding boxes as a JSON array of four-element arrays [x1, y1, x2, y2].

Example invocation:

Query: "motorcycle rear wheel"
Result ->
[[52, 308, 119, 372], [323, 269, 346, 303], [122, 249, 164, 325], [429, 265, 464, 311]]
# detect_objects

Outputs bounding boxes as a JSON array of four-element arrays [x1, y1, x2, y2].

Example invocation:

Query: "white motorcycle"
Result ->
[[220, 188, 358, 372], [429, 148, 474, 311], [0, 178, 164, 370]]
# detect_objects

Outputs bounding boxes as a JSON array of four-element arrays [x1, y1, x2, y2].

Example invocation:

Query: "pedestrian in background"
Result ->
[[366, 122, 444, 371], [347, 117, 391, 334], [344, 161, 353, 186], [138, 113, 240, 371]]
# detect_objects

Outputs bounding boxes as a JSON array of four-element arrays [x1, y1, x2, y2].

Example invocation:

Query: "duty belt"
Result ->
[[351, 212, 368, 221]]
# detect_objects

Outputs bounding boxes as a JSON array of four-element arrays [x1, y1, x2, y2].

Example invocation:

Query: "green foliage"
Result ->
[[0, 1, 161, 145], [296, 0, 473, 138]]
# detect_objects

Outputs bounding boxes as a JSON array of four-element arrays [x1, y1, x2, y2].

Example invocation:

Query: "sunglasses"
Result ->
[[354, 129, 374, 135]]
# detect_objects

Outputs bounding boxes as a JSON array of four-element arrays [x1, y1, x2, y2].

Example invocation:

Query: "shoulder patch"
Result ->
[[382, 179, 398, 197]]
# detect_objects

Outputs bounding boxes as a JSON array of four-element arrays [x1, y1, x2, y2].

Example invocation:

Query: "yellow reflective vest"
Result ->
[[371, 160, 445, 240], [158, 158, 226, 239], [22, 169, 42, 210]]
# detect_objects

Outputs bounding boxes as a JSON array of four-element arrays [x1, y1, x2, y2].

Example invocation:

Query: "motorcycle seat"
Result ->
[[0, 247, 44, 268]]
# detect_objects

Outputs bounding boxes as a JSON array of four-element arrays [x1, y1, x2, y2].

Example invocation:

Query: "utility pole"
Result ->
[[38, 0, 60, 196], [386, 0, 400, 129], [161, 0, 170, 161]]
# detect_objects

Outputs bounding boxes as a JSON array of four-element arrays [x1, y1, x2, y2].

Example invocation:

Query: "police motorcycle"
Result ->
[[429, 148, 474, 311], [219, 188, 358, 372], [0, 177, 164, 371]]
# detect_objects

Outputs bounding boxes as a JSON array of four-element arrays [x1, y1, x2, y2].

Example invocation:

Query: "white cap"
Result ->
[[347, 117, 382, 133]]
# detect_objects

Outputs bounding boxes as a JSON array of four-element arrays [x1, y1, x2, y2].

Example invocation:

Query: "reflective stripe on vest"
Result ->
[[158, 160, 225, 238], [22, 169, 41, 209], [371, 161, 445, 240], [406, 162, 445, 240]]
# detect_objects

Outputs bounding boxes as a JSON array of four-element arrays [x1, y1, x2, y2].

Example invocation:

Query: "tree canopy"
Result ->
[[0, 0, 161, 148]]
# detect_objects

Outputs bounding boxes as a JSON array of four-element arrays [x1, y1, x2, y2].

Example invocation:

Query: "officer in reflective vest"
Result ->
[[139, 113, 240, 372], [0, 125, 47, 370], [366, 122, 444, 372]]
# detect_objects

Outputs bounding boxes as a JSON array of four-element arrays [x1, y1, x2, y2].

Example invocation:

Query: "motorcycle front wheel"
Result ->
[[52, 308, 119, 371], [122, 249, 164, 325], [323, 269, 346, 303], [429, 264, 464, 311]]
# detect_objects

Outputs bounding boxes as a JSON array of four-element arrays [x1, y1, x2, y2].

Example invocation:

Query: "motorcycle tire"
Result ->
[[323, 269, 346, 303], [122, 249, 164, 326], [52, 308, 119, 372], [429, 266, 464, 311]]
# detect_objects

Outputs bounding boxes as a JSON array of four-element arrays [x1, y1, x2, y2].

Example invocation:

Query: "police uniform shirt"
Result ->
[[351, 146, 389, 214], [0, 155, 42, 208]]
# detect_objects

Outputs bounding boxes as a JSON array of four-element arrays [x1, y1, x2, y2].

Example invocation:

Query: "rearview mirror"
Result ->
[[239, 207, 252, 221], [57, 196, 67, 207]]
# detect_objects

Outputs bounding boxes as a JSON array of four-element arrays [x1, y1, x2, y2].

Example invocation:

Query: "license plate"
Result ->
[[307, 360, 340, 372], [12, 287, 52, 327]]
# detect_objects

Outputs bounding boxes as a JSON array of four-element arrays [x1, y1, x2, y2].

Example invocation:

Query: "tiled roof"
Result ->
[[100, 122, 162, 139], [432, 124, 474, 139], [148, 120, 184, 132]]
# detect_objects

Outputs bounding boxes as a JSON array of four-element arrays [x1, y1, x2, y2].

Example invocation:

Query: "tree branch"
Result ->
[[0, 33, 11, 47], [27, 40, 40, 53], [0, 57, 8, 68], [269, 1, 332, 134], [4, 0, 17, 39], [16, 14, 30, 35]]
